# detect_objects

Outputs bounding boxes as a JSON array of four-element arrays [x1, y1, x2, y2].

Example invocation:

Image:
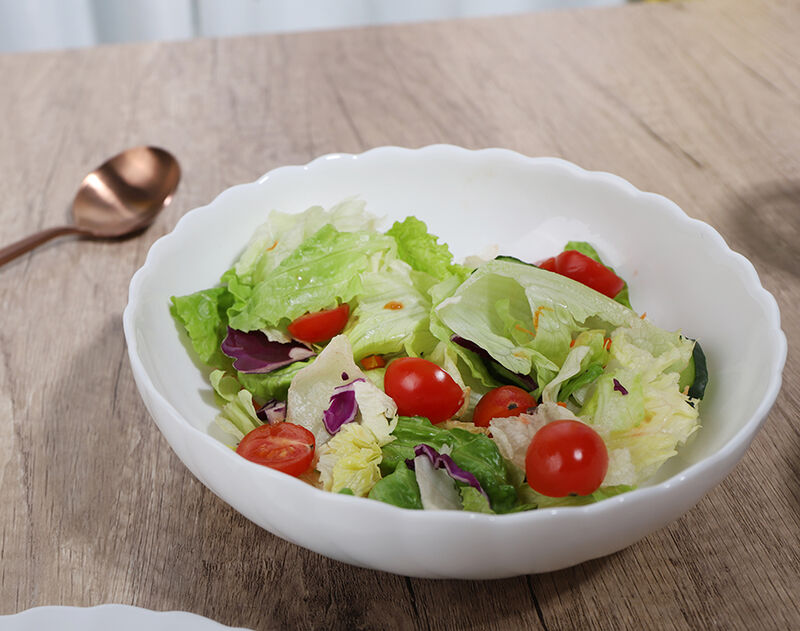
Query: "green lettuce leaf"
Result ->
[[170, 287, 234, 370], [434, 260, 632, 384], [227, 225, 396, 331], [343, 258, 439, 361], [209, 370, 261, 441], [379, 417, 518, 513], [427, 275, 500, 390], [519, 484, 635, 508], [386, 216, 469, 281], [233, 197, 381, 286], [460, 487, 495, 514], [236, 359, 312, 402], [368, 461, 423, 509], [581, 329, 699, 483]]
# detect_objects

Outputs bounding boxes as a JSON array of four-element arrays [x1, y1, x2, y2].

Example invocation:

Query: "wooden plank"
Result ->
[[0, 0, 798, 628]]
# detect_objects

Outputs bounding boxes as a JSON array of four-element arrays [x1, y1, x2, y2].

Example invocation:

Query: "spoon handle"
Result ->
[[0, 225, 85, 267]]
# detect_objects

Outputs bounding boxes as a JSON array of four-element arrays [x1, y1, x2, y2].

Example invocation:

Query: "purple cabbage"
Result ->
[[221, 327, 315, 373], [322, 378, 366, 435], [613, 378, 628, 395], [406, 444, 489, 501], [450, 334, 493, 360], [255, 400, 286, 424], [450, 334, 537, 391]]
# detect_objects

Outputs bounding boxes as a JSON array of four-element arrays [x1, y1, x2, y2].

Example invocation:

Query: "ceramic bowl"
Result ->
[[123, 145, 786, 578], [0, 605, 247, 630]]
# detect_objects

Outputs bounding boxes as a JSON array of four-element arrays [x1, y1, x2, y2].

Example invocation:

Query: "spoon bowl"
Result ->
[[0, 146, 180, 266]]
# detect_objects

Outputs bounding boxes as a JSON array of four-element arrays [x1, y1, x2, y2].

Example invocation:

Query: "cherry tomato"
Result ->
[[538, 257, 557, 272], [525, 420, 608, 497], [360, 354, 386, 370], [551, 250, 624, 299], [236, 422, 315, 476], [384, 357, 464, 424], [472, 385, 537, 427], [287, 304, 350, 344]]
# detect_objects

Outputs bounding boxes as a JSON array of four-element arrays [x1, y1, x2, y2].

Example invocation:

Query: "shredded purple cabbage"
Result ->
[[613, 378, 628, 395], [450, 334, 537, 390], [406, 444, 490, 502], [221, 327, 315, 373], [322, 379, 365, 434], [255, 400, 286, 424], [450, 334, 493, 361]]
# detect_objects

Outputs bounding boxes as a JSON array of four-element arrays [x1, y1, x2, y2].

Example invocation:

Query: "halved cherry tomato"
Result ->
[[384, 357, 464, 424], [287, 304, 350, 344], [525, 420, 608, 497], [550, 250, 624, 299], [236, 422, 315, 476], [361, 354, 386, 370], [538, 257, 557, 272], [472, 385, 537, 427]]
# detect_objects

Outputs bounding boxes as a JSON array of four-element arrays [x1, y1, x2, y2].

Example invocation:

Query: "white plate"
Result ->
[[123, 145, 786, 578], [0, 605, 249, 630]]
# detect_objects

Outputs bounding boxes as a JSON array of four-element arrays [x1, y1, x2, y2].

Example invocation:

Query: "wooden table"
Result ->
[[1, 0, 798, 628]]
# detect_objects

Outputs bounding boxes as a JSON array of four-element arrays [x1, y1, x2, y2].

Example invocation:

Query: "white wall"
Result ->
[[0, 0, 624, 54]]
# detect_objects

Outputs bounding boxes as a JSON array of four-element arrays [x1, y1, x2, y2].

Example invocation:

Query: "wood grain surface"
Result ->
[[1, 0, 798, 629]]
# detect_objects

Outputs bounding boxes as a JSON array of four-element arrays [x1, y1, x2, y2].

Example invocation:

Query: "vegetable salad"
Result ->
[[171, 199, 706, 513]]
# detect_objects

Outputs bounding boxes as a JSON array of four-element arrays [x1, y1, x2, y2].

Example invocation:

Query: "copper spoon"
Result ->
[[0, 146, 180, 267]]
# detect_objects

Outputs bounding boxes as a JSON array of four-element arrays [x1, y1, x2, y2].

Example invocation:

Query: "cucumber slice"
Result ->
[[679, 339, 708, 400], [688, 341, 708, 400]]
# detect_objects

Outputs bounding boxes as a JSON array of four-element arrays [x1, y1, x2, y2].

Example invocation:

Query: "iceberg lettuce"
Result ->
[[227, 224, 396, 332], [209, 369, 261, 441], [343, 258, 439, 360], [435, 259, 699, 488], [316, 423, 383, 496], [386, 216, 470, 282]]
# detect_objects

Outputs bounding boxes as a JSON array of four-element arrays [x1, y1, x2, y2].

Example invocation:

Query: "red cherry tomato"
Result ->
[[525, 420, 608, 497], [472, 385, 537, 427], [384, 357, 464, 424], [236, 422, 315, 476], [538, 257, 557, 272], [551, 250, 624, 299], [287, 304, 350, 344]]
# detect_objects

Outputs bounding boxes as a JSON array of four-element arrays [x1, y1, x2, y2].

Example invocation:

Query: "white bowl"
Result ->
[[123, 145, 786, 578], [0, 605, 248, 630]]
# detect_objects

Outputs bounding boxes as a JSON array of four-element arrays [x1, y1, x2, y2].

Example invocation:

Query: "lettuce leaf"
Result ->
[[227, 225, 396, 331], [580, 329, 698, 483], [209, 370, 261, 441], [386, 216, 469, 281], [379, 416, 518, 513], [236, 360, 311, 402], [368, 461, 423, 509], [427, 276, 500, 390], [170, 287, 234, 370], [434, 259, 677, 391], [343, 258, 439, 360], [460, 487, 495, 514], [316, 423, 383, 496], [233, 197, 381, 286]]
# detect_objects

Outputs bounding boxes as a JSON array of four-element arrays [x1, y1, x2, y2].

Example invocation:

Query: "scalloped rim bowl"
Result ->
[[0, 605, 248, 630], [123, 145, 786, 578]]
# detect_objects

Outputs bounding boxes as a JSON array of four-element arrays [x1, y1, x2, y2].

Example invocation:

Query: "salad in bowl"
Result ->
[[170, 198, 707, 514], [125, 146, 784, 577]]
